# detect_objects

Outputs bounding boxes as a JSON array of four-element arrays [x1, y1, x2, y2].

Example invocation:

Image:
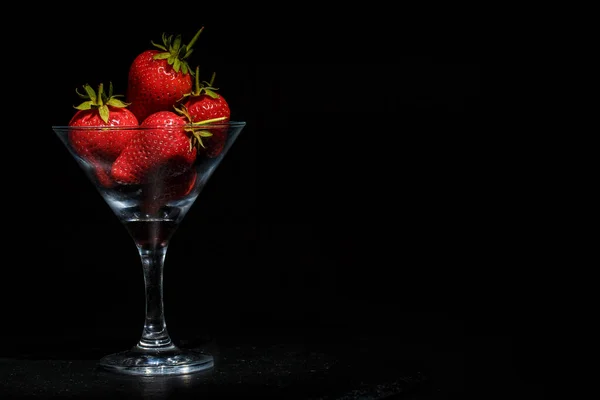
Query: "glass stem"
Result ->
[[136, 244, 174, 350]]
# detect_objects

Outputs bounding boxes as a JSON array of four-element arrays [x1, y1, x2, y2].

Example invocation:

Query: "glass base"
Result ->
[[98, 345, 214, 376]]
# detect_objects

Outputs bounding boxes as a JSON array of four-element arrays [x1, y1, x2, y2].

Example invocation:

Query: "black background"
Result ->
[[1, 5, 542, 398]]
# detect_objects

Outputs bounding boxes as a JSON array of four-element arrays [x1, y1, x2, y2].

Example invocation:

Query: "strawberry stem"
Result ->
[[190, 116, 227, 126], [97, 83, 104, 107], [178, 67, 220, 102], [193, 66, 201, 94]]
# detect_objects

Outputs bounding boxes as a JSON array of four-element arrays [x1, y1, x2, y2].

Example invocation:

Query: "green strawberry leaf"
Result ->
[[154, 52, 171, 60], [107, 82, 114, 98], [99, 105, 110, 123], [203, 88, 219, 99], [74, 101, 94, 110], [186, 27, 204, 51], [106, 98, 130, 108], [172, 35, 182, 53], [151, 42, 168, 51], [75, 88, 89, 99], [83, 85, 97, 103], [190, 130, 213, 150]]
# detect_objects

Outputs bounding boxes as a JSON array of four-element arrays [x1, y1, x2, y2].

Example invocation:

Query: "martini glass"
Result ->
[[52, 121, 246, 376]]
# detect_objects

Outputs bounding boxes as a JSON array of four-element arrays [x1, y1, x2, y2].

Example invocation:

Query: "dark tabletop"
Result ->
[[0, 310, 533, 399], [1, 331, 429, 399]]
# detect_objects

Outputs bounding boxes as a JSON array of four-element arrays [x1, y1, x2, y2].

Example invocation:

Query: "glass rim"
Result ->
[[52, 121, 246, 130]]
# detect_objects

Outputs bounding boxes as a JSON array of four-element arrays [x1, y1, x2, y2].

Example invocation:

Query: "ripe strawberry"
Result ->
[[68, 83, 139, 187], [126, 28, 204, 123], [179, 69, 231, 158], [140, 168, 197, 215], [111, 110, 201, 184]]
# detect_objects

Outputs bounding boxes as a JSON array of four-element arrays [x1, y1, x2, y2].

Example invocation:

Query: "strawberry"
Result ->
[[140, 168, 198, 215], [179, 69, 231, 158], [111, 110, 223, 185], [68, 83, 139, 187], [111, 111, 193, 184], [126, 28, 204, 123]]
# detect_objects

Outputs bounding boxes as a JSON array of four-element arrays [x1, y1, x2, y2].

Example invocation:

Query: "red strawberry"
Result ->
[[111, 111, 197, 184], [68, 83, 139, 187], [179, 69, 231, 158], [140, 168, 197, 215], [126, 28, 204, 123]]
